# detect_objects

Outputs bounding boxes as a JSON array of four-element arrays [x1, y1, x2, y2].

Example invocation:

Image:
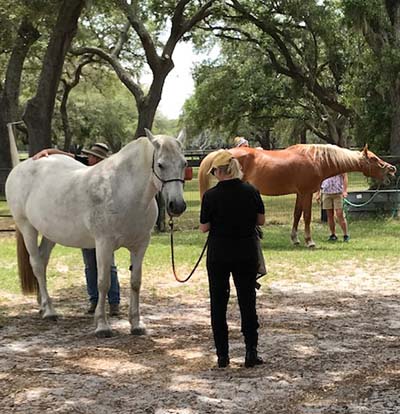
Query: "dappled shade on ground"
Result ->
[[1, 253, 400, 414]]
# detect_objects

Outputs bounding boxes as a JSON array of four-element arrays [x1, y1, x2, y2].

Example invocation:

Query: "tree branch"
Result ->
[[72, 46, 144, 102], [112, 20, 131, 58], [116, 0, 160, 72], [228, 0, 352, 118]]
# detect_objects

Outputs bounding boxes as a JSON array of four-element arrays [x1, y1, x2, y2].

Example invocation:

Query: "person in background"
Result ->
[[233, 136, 249, 148], [317, 173, 350, 242], [200, 150, 265, 369], [32, 143, 121, 316]]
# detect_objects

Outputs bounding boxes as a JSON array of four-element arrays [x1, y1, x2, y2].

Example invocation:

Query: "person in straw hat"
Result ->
[[81, 142, 111, 164], [32, 143, 121, 316], [200, 150, 265, 368], [233, 136, 249, 148]]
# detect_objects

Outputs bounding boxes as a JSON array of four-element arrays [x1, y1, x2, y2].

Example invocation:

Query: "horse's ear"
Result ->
[[362, 144, 369, 157], [145, 128, 155, 143], [176, 128, 186, 146], [145, 129, 160, 148]]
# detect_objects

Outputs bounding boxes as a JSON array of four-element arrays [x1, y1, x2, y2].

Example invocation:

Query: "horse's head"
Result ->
[[360, 145, 397, 185], [145, 129, 187, 217]]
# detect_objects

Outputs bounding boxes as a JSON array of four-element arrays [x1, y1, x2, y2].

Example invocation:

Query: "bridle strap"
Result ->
[[152, 151, 185, 185], [169, 217, 208, 283]]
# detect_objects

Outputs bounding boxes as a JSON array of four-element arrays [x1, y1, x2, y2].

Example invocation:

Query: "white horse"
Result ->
[[5, 129, 187, 337]]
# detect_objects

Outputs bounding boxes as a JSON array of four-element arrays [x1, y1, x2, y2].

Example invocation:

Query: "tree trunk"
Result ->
[[60, 83, 73, 151], [329, 114, 348, 147], [134, 65, 172, 138], [135, 100, 158, 138], [0, 19, 39, 171], [255, 129, 272, 149], [22, 0, 85, 155], [390, 78, 400, 155], [300, 128, 307, 144]]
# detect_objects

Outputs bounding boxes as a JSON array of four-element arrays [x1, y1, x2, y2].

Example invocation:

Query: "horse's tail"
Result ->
[[198, 151, 218, 199], [8, 124, 36, 293], [16, 227, 38, 295]]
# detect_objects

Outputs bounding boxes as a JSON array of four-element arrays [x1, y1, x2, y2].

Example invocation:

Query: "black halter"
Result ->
[[152, 150, 185, 185]]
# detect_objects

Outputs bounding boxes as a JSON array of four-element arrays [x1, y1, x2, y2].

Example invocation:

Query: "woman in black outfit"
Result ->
[[200, 150, 265, 368]]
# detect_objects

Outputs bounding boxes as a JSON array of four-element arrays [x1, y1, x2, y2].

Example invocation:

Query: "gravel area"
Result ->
[[1, 247, 400, 413]]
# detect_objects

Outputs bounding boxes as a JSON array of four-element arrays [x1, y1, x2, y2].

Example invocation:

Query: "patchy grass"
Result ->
[[0, 200, 9, 216], [1, 217, 399, 297]]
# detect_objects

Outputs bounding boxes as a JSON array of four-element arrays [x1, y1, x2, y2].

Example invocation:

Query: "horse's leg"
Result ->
[[291, 194, 303, 245], [94, 242, 113, 337], [302, 193, 315, 248], [36, 236, 56, 313], [19, 221, 58, 320], [129, 241, 149, 335]]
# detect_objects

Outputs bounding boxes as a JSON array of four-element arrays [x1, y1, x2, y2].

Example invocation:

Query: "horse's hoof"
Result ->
[[291, 234, 300, 245], [131, 327, 147, 336], [95, 329, 113, 338], [307, 242, 316, 248]]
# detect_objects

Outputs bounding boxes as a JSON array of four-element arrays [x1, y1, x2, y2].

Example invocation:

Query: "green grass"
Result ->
[[1, 169, 398, 299], [1, 218, 399, 298], [0, 200, 9, 216]]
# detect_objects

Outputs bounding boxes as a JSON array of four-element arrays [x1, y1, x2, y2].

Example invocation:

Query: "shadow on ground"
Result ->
[[1, 268, 400, 414]]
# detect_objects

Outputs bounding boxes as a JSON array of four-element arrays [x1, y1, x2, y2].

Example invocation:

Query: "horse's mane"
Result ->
[[294, 144, 361, 170]]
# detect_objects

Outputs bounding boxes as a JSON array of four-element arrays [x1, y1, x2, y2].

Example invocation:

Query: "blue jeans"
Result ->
[[82, 248, 120, 305]]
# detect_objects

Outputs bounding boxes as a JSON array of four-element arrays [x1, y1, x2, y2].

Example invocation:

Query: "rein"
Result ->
[[169, 217, 208, 283]]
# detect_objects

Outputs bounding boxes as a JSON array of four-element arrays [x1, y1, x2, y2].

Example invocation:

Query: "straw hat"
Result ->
[[207, 150, 233, 174], [82, 143, 111, 159]]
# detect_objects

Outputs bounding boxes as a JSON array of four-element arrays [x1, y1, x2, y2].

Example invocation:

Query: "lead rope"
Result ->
[[169, 217, 208, 283], [343, 182, 382, 208]]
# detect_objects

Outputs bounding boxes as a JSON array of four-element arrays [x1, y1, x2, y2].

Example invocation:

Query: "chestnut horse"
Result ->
[[199, 144, 396, 247]]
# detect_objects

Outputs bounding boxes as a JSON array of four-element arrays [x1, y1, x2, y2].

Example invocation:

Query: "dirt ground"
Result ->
[[1, 238, 400, 414]]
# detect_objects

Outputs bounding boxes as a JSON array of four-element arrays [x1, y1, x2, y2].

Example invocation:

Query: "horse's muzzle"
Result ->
[[385, 165, 397, 182], [167, 200, 187, 217], [381, 165, 397, 185]]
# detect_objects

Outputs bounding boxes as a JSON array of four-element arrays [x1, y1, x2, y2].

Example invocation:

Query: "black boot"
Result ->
[[217, 355, 230, 368], [245, 347, 263, 368]]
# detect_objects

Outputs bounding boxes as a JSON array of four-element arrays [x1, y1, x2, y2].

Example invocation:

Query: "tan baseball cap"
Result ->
[[207, 150, 233, 174]]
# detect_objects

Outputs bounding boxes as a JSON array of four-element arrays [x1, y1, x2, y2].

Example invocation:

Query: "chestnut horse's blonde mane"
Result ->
[[297, 144, 361, 171]]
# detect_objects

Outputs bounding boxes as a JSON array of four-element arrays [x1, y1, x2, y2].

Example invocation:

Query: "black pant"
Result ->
[[207, 259, 259, 357]]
